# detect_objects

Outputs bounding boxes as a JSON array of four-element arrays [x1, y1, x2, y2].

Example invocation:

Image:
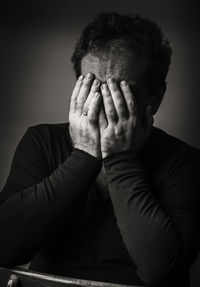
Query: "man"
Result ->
[[0, 12, 200, 287]]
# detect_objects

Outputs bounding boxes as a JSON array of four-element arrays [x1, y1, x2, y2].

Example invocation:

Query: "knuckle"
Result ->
[[83, 106, 89, 113], [90, 85, 96, 92], [129, 115, 137, 125], [76, 101, 82, 108], [91, 86, 99, 94], [83, 81, 90, 87], [129, 101, 134, 107], [88, 117, 97, 125], [83, 77, 92, 86], [109, 84, 118, 93], [120, 110, 128, 118], [128, 101, 136, 111], [121, 84, 129, 91], [107, 111, 118, 121], [115, 128, 123, 137], [112, 85, 119, 92], [117, 101, 125, 110], [102, 89, 110, 97]]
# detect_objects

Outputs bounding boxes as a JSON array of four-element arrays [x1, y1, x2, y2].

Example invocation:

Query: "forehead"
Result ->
[[81, 52, 147, 85]]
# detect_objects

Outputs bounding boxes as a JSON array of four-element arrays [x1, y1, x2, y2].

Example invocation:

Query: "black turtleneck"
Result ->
[[0, 123, 200, 287]]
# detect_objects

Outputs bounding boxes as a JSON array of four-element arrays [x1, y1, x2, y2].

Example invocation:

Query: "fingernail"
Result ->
[[120, 80, 127, 86], [107, 77, 115, 84], [94, 79, 100, 86], [86, 73, 93, 80], [101, 83, 107, 90], [79, 75, 84, 81]]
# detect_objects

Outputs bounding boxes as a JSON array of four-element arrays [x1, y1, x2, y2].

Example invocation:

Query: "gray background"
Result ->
[[1, 0, 200, 284]]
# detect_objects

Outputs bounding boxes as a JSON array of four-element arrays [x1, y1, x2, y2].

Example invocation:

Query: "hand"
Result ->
[[99, 78, 153, 159], [69, 73, 102, 159]]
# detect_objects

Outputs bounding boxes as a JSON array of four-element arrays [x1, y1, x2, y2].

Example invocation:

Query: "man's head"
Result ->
[[71, 12, 172, 115]]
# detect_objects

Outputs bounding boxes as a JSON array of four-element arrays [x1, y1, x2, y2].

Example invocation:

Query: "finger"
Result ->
[[101, 83, 118, 124], [83, 78, 100, 113], [76, 73, 94, 114], [120, 81, 137, 118], [70, 75, 84, 113], [107, 78, 128, 119], [87, 92, 102, 127], [99, 104, 108, 130]]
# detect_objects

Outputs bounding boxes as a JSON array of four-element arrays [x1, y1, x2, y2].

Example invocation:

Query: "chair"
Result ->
[[0, 267, 143, 287]]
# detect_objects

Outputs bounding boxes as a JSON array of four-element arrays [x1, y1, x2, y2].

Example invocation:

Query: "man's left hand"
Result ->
[[99, 78, 153, 159]]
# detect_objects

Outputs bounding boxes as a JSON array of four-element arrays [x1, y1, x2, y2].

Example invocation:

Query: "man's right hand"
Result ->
[[69, 73, 102, 159]]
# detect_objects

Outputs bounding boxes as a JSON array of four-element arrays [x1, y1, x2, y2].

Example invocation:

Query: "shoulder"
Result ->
[[18, 122, 72, 157], [25, 122, 70, 144], [27, 122, 69, 137], [146, 127, 200, 181], [17, 123, 73, 171], [149, 126, 200, 158]]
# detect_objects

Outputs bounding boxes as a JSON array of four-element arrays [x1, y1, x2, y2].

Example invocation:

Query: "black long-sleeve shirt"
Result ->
[[0, 123, 200, 287]]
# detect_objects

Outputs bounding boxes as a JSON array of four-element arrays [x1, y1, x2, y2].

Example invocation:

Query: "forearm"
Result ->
[[0, 149, 102, 267], [104, 151, 183, 285]]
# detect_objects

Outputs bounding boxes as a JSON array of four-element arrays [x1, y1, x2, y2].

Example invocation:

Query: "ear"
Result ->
[[151, 95, 163, 114], [151, 85, 166, 115]]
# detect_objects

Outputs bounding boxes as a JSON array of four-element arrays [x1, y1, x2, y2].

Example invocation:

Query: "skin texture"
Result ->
[[81, 52, 150, 117], [69, 51, 154, 159], [69, 73, 102, 159]]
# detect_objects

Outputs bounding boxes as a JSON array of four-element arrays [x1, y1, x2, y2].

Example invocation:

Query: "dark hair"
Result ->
[[71, 12, 172, 99]]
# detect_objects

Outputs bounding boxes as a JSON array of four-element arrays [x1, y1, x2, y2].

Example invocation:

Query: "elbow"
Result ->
[[137, 255, 182, 287], [133, 235, 183, 286], [0, 247, 31, 269], [136, 251, 182, 286], [0, 257, 28, 269], [137, 267, 169, 287], [0, 257, 17, 269], [0, 247, 16, 268]]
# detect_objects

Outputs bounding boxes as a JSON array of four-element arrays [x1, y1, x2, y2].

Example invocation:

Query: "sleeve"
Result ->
[[103, 150, 200, 286], [0, 127, 102, 267]]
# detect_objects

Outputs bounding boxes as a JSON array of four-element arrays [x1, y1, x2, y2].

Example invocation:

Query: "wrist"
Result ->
[[74, 145, 102, 160], [102, 148, 130, 159], [103, 149, 141, 161]]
